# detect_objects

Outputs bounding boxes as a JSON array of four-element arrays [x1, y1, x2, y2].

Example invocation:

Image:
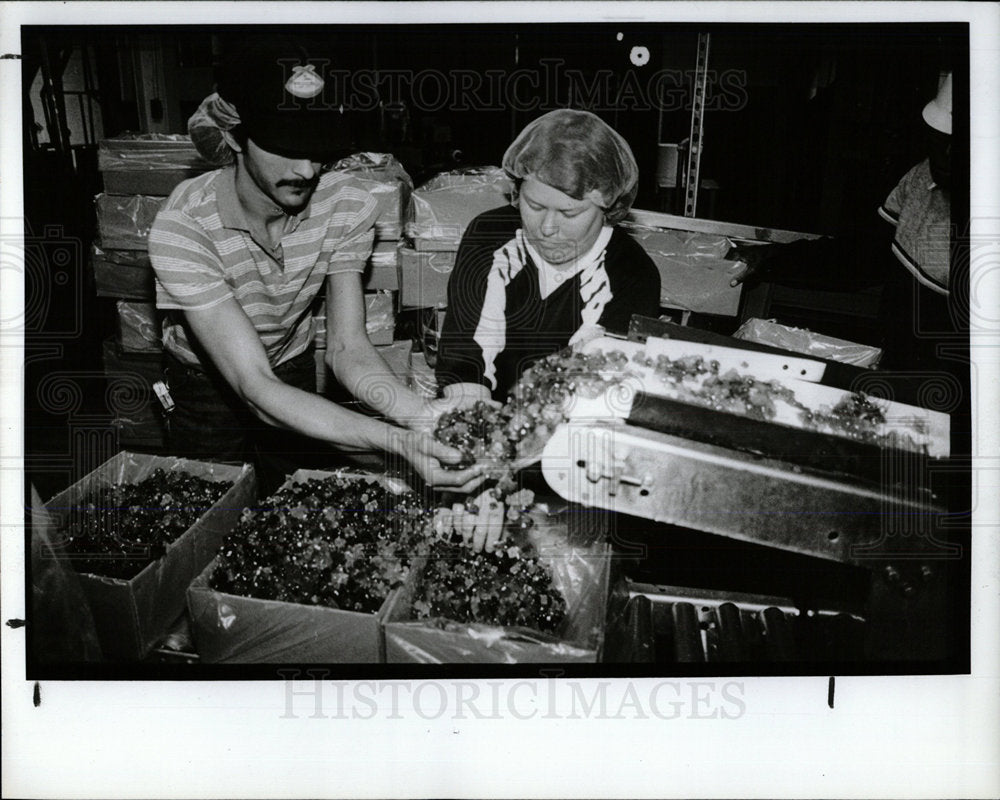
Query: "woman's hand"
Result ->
[[431, 489, 507, 553]]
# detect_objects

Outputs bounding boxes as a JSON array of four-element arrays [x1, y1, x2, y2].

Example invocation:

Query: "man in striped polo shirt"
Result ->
[[149, 40, 483, 495]]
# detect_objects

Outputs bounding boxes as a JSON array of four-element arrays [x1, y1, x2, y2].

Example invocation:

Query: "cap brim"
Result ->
[[241, 110, 350, 161]]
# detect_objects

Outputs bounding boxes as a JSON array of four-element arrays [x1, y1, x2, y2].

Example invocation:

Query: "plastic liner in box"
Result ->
[[31, 486, 104, 662], [733, 317, 883, 368], [406, 167, 512, 249], [116, 300, 162, 352], [332, 152, 413, 241], [186, 468, 415, 663], [92, 245, 155, 299], [383, 512, 610, 663], [43, 452, 255, 660], [95, 194, 166, 250], [623, 223, 741, 316]]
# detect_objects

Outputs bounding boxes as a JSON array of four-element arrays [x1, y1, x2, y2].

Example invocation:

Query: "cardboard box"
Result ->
[[99, 134, 212, 196], [365, 290, 396, 345], [407, 351, 437, 398], [311, 291, 397, 349], [375, 339, 413, 383], [92, 245, 155, 300], [102, 337, 166, 447], [95, 194, 166, 251], [733, 317, 882, 367], [315, 340, 413, 397], [186, 468, 413, 663], [399, 247, 456, 308], [102, 336, 163, 386], [624, 224, 741, 316], [116, 301, 162, 353], [314, 348, 329, 394], [331, 152, 412, 243], [44, 452, 255, 660], [363, 241, 401, 291], [383, 520, 611, 663], [102, 169, 206, 197], [406, 167, 511, 251]]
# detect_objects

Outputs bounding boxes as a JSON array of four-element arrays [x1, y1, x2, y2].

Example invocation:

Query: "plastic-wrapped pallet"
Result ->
[[92, 245, 155, 300], [95, 194, 166, 251], [116, 301, 162, 353], [364, 241, 400, 291], [399, 248, 456, 308], [332, 152, 412, 241], [99, 133, 213, 196], [406, 167, 512, 251], [622, 223, 741, 316], [101, 337, 166, 448]]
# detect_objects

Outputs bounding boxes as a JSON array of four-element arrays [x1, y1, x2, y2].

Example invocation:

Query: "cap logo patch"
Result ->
[[285, 64, 325, 99]]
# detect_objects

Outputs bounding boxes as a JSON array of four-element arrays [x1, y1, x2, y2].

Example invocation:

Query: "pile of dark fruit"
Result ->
[[62, 469, 232, 580], [411, 530, 567, 634], [210, 476, 434, 613]]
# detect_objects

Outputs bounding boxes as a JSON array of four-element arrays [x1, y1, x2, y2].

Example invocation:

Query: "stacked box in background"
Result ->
[[333, 152, 413, 244], [404, 166, 512, 253], [94, 134, 212, 451], [98, 133, 215, 195], [312, 154, 414, 392], [399, 166, 511, 310]]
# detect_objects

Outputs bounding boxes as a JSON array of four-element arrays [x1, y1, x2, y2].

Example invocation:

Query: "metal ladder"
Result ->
[[683, 33, 711, 218]]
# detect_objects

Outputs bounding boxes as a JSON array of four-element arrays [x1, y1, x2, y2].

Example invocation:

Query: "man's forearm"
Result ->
[[241, 369, 412, 455]]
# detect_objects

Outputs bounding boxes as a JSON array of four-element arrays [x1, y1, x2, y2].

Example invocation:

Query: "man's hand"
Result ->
[[431, 489, 507, 553], [393, 429, 486, 492], [404, 383, 500, 435], [728, 243, 780, 287]]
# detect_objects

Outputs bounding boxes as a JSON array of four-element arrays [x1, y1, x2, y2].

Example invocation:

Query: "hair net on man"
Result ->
[[501, 109, 640, 224], [187, 92, 242, 167]]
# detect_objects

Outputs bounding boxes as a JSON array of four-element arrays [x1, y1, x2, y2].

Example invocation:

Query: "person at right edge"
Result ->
[[731, 73, 967, 659], [730, 72, 958, 378]]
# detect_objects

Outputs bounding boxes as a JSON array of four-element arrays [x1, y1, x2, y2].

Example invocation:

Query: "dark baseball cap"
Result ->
[[217, 36, 349, 161]]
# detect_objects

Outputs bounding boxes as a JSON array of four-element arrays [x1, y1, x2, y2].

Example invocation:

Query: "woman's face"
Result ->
[[518, 176, 606, 265]]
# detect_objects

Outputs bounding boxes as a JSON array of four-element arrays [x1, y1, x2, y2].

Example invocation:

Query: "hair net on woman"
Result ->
[[187, 92, 242, 167], [501, 109, 640, 224]]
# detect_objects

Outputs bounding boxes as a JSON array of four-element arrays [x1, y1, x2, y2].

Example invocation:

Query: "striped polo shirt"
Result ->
[[149, 165, 378, 367]]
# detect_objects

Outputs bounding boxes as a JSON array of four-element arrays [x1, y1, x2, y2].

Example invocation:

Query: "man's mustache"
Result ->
[[277, 178, 319, 189]]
